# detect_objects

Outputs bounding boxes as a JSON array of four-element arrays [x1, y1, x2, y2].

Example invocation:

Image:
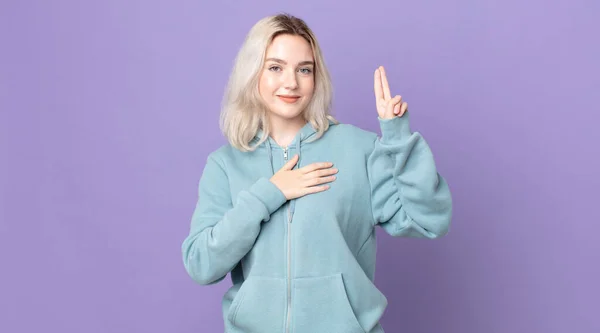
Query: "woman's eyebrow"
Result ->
[[265, 58, 315, 66]]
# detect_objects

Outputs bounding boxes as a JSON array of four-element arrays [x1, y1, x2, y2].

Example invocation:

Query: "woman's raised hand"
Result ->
[[374, 66, 408, 119]]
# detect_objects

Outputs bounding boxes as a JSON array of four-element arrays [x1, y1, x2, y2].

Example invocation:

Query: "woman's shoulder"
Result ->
[[205, 143, 240, 162], [205, 141, 266, 168]]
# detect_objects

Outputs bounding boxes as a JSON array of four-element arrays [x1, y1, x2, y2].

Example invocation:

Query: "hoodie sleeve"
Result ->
[[367, 112, 452, 238], [182, 154, 287, 285]]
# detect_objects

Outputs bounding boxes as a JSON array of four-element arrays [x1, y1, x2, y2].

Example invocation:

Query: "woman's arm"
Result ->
[[367, 112, 452, 238], [181, 154, 287, 285], [367, 66, 452, 238]]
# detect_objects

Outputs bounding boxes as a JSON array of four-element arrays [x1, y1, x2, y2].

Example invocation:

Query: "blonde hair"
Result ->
[[219, 13, 338, 151]]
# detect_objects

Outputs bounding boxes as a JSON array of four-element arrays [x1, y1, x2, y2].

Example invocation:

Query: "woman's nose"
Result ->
[[281, 70, 298, 89]]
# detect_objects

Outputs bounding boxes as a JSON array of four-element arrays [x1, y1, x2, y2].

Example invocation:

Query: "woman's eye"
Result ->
[[268, 66, 281, 72], [299, 68, 312, 74]]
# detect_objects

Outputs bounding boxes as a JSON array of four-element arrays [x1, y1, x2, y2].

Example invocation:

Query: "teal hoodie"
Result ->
[[182, 112, 452, 333]]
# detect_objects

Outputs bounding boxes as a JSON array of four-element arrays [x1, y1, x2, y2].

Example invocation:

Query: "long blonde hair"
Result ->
[[219, 13, 338, 151]]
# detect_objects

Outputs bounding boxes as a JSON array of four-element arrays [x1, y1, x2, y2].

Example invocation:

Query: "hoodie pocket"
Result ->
[[292, 273, 367, 333], [227, 276, 286, 332]]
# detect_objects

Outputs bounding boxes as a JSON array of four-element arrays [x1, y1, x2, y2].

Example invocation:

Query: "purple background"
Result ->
[[1, 0, 599, 332]]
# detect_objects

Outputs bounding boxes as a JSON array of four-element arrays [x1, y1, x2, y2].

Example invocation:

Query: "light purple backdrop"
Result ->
[[1, 0, 599, 332]]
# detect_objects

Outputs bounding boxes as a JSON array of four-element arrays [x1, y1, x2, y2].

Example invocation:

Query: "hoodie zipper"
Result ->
[[284, 146, 292, 333]]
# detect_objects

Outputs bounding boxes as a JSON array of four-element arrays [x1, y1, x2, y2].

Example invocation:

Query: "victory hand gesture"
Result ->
[[374, 66, 408, 119]]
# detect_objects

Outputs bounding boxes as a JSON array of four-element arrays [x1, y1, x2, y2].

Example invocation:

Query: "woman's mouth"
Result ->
[[278, 95, 301, 104]]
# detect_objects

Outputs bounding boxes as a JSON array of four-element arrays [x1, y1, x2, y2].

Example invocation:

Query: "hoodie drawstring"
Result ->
[[266, 140, 275, 175]]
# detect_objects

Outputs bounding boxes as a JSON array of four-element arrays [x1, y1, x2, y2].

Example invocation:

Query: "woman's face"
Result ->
[[258, 34, 315, 124]]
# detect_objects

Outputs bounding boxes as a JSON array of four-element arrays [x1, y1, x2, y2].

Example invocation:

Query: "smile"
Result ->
[[278, 96, 301, 104]]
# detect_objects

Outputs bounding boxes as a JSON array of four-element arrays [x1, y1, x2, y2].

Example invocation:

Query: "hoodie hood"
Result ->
[[253, 118, 337, 148]]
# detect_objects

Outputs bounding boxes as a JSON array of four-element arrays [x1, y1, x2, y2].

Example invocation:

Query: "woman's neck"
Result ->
[[268, 115, 307, 148]]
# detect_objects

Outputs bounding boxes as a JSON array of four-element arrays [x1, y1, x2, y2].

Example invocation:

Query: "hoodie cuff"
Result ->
[[249, 177, 288, 214], [378, 112, 412, 144]]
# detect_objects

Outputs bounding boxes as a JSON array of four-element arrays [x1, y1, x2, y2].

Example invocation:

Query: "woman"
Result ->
[[182, 13, 452, 333]]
